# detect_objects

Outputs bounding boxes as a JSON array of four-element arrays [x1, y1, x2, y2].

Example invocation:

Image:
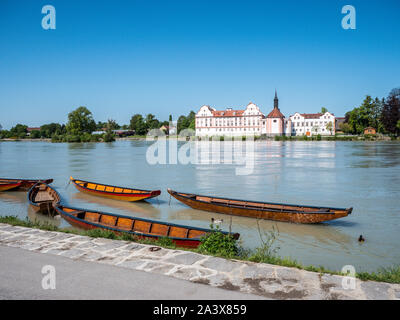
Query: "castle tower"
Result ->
[[274, 89, 279, 109], [265, 90, 285, 136]]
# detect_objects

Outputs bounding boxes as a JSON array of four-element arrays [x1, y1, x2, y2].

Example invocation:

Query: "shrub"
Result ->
[[103, 131, 115, 142], [80, 133, 93, 142], [65, 134, 81, 143], [198, 224, 238, 258], [247, 223, 280, 263]]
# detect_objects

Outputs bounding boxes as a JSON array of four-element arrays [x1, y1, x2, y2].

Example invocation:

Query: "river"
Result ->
[[0, 140, 399, 272]]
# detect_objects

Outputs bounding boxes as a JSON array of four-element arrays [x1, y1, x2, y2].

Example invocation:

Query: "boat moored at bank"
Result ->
[[55, 204, 240, 248], [70, 177, 161, 202], [167, 189, 352, 224], [28, 182, 61, 215], [0, 178, 53, 191]]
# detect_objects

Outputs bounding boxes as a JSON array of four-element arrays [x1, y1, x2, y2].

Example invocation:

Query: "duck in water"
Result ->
[[211, 217, 223, 225]]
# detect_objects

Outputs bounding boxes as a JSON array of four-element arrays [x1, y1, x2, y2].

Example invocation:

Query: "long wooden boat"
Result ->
[[70, 177, 161, 202], [55, 204, 240, 248], [28, 182, 61, 215], [0, 181, 22, 192], [167, 189, 353, 224], [0, 178, 53, 191]]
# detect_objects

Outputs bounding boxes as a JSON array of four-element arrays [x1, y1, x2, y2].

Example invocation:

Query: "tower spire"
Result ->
[[274, 89, 279, 109]]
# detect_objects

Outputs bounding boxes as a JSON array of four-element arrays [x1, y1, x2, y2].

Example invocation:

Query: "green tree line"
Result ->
[[340, 88, 400, 135], [0, 106, 197, 142]]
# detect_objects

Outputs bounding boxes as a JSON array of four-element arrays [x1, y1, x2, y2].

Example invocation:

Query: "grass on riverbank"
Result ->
[[1, 215, 399, 284]]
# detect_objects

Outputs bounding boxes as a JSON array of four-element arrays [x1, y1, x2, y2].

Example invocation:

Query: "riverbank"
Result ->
[[1, 215, 400, 284], [1, 134, 399, 143], [1, 222, 399, 299]]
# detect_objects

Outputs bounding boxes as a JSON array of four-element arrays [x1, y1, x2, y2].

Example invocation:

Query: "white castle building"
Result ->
[[289, 112, 336, 136], [195, 91, 336, 137]]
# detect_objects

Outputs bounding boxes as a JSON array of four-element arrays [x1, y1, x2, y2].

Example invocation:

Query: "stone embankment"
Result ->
[[0, 223, 399, 300]]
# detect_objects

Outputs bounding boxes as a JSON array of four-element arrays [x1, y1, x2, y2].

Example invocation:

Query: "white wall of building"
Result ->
[[289, 112, 335, 136], [195, 103, 265, 137]]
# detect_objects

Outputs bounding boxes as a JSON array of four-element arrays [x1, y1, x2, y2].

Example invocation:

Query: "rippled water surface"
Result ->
[[0, 140, 399, 272]]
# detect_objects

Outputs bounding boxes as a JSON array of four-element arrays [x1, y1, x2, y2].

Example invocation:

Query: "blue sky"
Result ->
[[0, 0, 399, 129]]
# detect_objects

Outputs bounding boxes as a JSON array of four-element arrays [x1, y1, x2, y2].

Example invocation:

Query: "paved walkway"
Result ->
[[0, 246, 262, 300], [0, 223, 399, 300]]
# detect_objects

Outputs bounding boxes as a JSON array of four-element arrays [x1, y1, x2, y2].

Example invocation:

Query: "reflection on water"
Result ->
[[0, 140, 399, 272]]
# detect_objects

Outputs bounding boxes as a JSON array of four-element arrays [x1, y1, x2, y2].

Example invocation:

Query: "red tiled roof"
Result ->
[[27, 127, 40, 132], [300, 113, 322, 119], [266, 107, 285, 118], [212, 110, 245, 117]]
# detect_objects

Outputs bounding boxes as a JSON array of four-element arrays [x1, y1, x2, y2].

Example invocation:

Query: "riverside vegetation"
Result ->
[[1, 215, 399, 284]]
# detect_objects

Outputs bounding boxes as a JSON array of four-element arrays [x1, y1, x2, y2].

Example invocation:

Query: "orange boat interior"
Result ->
[[74, 179, 153, 195], [180, 192, 332, 213], [61, 206, 208, 239]]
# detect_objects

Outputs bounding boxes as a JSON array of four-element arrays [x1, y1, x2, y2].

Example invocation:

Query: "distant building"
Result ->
[[195, 91, 336, 137], [112, 130, 135, 137], [364, 127, 376, 135], [289, 112, 336, 136], [26, 127, 40, 136], [263, 90, 292, 136], [168, 121, 177, 135], [92, 130, 135, 137], [195, 102, 264, 137], [160, 125, 168, 134]]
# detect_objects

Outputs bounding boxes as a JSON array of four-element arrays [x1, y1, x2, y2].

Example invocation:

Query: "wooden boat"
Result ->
[[167, 189, 353, 224], [55, 204, 240, 248], [70, 177, 161, 202], [0, 181, 22, 192], [28, 183, 61, 215], [0, 178, 53, 191]]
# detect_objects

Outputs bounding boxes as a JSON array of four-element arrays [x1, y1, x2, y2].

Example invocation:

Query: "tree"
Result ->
[[106, 119, 119, 130], [339, 122, 352, 134], [169, 115, 173, 122], [381, 89, 400, 135], [177, 110, 195, 133], [145, 114, 160, 130], [177, 115, 188, 133], [325, 122, 333, 135], [10, 124, 28, 137], [40, 123, 65, 138], [321, 107, 328, 114], [66, 106, 96, 135], [347, 96, 380, 134], [31, 130, 41, 139], [103, 119, 116, 142], [96, 121, 108, 130], [129, 114, 146, 135]]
